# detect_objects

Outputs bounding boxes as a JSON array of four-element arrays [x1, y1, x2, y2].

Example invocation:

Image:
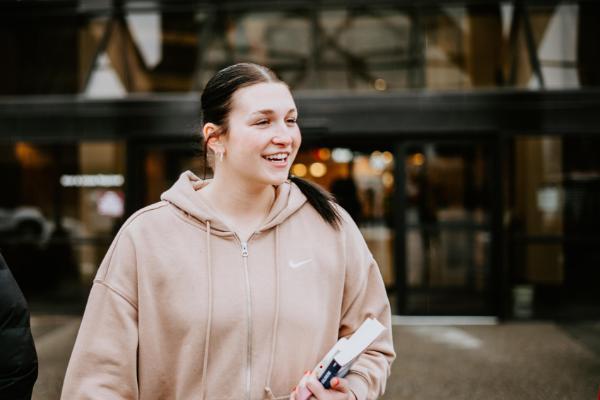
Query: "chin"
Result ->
[[260, 172, 290, 186], [266, 176, 289, 186]]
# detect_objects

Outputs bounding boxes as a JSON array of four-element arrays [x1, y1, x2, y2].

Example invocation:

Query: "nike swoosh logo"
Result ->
[[289, 258, 313, 269]]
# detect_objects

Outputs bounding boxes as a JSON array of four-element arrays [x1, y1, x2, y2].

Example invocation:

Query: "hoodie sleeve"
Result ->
[[337, 209, 396, 400], [61, 225, 139, 400]]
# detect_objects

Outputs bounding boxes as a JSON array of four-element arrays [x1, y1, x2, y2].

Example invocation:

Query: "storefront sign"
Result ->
[[60, 174, 124, 188]]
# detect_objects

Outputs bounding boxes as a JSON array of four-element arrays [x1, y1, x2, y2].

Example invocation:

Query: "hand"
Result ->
[[289, 374, 357, 400]]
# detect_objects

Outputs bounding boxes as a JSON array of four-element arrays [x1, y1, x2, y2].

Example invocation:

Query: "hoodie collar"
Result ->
[[160, 170, 307, 235]]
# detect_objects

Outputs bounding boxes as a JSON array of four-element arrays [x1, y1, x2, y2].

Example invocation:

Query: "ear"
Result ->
[[203, 123, 224, 153]]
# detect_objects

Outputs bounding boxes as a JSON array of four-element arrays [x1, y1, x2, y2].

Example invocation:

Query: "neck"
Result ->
[[201, 168, 276, 237]]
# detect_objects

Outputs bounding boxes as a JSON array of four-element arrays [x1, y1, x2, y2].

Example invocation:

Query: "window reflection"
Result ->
[[513, 136, 600, 315], [0, 142, 125, 309], [3, 4, 593, 95]]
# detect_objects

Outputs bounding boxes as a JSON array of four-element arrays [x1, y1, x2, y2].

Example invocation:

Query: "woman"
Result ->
[[61, 63, 394, 400]]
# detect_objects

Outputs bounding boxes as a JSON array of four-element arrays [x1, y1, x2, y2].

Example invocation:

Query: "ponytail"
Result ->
[[289, 176, 342, 230]]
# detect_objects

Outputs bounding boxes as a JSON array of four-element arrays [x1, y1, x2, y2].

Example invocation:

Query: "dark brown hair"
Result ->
[[200, 63, 342, 229]]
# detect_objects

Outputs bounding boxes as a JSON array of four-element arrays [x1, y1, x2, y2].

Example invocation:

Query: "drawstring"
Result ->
[[264, 225, 281, 400], [201, 221, 213, 400]]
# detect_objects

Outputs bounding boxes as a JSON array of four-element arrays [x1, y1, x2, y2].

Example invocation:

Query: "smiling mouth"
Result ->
[[262, 153, 289, 164]]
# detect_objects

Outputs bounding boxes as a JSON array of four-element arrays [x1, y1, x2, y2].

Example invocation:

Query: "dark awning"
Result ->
[[1, 89, 600, 141]]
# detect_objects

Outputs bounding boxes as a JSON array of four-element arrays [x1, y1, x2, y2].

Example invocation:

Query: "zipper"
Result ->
[[239, 239, 252, 400]]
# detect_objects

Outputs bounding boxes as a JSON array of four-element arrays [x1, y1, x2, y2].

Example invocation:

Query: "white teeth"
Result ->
[[264, 153, 288, 161]]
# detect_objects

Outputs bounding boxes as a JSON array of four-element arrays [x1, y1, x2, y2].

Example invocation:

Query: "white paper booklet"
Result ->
[[295, 317, 385, 400]]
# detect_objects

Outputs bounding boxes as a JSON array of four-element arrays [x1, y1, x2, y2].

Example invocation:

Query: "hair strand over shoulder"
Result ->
[[289, 175, 342, 230]]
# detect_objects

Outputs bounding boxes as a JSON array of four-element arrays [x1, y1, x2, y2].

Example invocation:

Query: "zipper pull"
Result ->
[[241, 241, 249, 257]]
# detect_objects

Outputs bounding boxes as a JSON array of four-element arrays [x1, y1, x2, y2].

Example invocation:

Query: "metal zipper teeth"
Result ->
[[182, 215, 255, 398], [239, 239, 253, 400]]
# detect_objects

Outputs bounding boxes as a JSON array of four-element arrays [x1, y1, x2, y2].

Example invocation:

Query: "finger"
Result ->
[[296, 384, 314, 400], [329, 377, 350, 393], [305, 375, 328, 399], [290, 384, 304, 400]]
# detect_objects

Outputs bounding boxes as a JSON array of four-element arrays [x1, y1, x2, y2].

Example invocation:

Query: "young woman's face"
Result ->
[[218, 82, 301, 186]]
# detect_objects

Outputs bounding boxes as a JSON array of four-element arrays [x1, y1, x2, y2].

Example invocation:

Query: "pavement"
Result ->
[[31, 315, 600, 400]]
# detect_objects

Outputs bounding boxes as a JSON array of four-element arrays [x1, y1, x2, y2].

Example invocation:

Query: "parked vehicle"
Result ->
[[0, 207, 51, 244]]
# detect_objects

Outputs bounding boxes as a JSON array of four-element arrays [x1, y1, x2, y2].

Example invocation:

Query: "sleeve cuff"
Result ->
[[346, 372, 369, 400]]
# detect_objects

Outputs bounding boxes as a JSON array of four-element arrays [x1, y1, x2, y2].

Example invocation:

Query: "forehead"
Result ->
[[230, 82, 296, 115]]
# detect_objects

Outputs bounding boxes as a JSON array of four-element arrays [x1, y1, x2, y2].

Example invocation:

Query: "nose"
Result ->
[[272, 135, 292, 146], [271, 128, 293, 146]]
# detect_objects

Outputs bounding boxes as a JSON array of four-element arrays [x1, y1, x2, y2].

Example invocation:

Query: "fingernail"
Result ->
[[331, 378, 339, 388]]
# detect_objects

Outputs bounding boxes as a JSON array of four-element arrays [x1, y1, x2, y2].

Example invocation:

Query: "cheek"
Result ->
[[289, 130, 302, 163], [292, 128, 302, 147], [228, 129, 259, 155]]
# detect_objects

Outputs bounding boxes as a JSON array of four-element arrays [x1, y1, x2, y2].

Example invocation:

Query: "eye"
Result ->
[[287, 117, 297, 124], [254, 119, 269, 126]]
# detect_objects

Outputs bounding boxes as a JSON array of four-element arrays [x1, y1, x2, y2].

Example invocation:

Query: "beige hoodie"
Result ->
[[61, 171, 395, 400]]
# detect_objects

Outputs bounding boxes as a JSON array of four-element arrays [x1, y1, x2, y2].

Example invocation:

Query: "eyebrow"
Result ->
[[250, 108, 297, 116]]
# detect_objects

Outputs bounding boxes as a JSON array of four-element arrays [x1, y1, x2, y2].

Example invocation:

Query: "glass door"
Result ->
[[129, 138, 498, 316], [399, 140, 496, 315]]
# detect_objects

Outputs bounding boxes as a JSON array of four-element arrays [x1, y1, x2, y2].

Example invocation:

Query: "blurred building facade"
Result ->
[[1, 0, 599, 319]]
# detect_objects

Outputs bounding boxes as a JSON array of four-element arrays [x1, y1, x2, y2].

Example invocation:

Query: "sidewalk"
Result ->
[[31, 316, 600, 400], [382, 321, 600, 400]]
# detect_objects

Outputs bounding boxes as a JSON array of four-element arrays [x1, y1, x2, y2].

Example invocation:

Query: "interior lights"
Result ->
[[291, 163, 308, 177], [370, 151, 386, 171], [411, 153, 425, 166], [15, 142, 47, 168], [309, 162, 327, 178], [317, 148, 331, 161], [331, 148, 353, 163], [382, 171, 394, 188], [382, 151, 394, 164]]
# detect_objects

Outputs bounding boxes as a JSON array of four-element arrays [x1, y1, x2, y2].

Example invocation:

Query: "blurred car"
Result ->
[[0, 207, 52, 244]]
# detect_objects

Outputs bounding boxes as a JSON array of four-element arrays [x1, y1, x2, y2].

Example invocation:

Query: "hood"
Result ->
[[160, 170, 307, 235]]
